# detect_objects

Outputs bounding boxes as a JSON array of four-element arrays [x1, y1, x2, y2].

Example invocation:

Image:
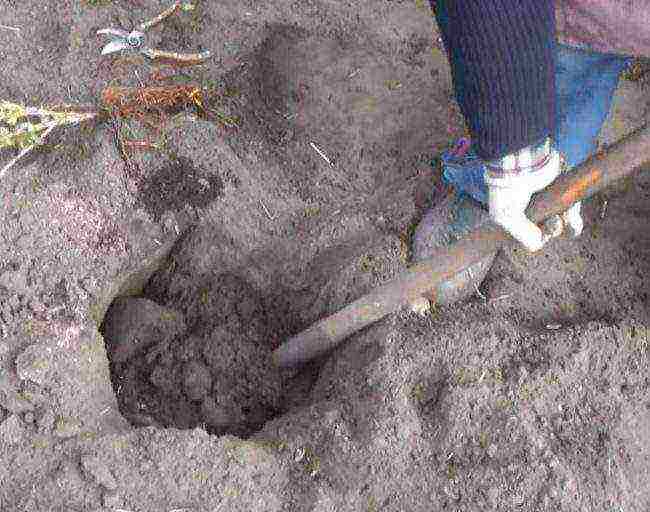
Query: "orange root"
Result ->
[[101, 85, 204, 118]]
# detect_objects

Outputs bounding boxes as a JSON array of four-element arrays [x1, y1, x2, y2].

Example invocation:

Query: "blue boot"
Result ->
[[412, 139, 495, 305]]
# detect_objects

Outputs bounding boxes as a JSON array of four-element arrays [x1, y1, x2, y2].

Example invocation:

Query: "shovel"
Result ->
[[272, 124, 650, 369]]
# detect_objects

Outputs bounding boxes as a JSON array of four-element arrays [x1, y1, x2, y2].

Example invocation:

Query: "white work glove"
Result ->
[[484, 139, 583, 253]]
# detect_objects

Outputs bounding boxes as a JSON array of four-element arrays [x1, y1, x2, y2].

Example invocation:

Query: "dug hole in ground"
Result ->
[[0, 1, 648, 510]]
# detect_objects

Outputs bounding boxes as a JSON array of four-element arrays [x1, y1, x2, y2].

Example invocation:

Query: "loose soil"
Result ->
[[0, 1, 648, 511]]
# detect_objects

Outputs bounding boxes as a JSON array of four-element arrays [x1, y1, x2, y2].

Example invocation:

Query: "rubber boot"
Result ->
[[412, 187, 496, 306]]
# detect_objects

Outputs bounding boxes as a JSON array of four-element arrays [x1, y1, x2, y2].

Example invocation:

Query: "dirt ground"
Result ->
[[0, 1, 648, 511]]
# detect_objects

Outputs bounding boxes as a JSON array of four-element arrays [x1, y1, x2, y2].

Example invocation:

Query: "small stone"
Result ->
[[512, 494, 525, 506], [0, 414, 26, 445], [23, 411, 35, 424], [487, 444, 498, 458], [294, 447, 305, 463], [81, 455, 117, 490], [183, 360, 212, 401]]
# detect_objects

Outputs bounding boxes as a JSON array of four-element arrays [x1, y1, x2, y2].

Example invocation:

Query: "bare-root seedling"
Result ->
[[100, 85, 205, 151]]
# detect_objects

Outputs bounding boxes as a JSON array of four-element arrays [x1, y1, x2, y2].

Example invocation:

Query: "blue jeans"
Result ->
[[439, 44, 633, 206]]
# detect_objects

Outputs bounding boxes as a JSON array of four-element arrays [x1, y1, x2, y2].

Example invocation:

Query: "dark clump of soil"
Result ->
[[135, 154, 225, 223], [101, 269, 283, 438]]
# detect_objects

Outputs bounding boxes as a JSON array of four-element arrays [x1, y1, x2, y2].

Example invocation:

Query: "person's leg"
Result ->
[[434, 0, 557, 160], [412, 0, 557, 308], [413, 29, 632, 306], [437, 44, 634, 208]]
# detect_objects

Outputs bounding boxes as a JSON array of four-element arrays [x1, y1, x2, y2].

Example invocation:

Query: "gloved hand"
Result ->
[[484, 139, 583, 252]]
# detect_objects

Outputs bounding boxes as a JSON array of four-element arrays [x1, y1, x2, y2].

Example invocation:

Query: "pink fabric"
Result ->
[[557, 1, 650, 57]]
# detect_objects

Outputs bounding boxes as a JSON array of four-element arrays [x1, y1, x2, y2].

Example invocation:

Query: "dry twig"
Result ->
[[309, 141, 334, 167]]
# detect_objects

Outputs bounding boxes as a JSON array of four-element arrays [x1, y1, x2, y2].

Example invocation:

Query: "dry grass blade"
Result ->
[[138, 0, 183, 32]]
